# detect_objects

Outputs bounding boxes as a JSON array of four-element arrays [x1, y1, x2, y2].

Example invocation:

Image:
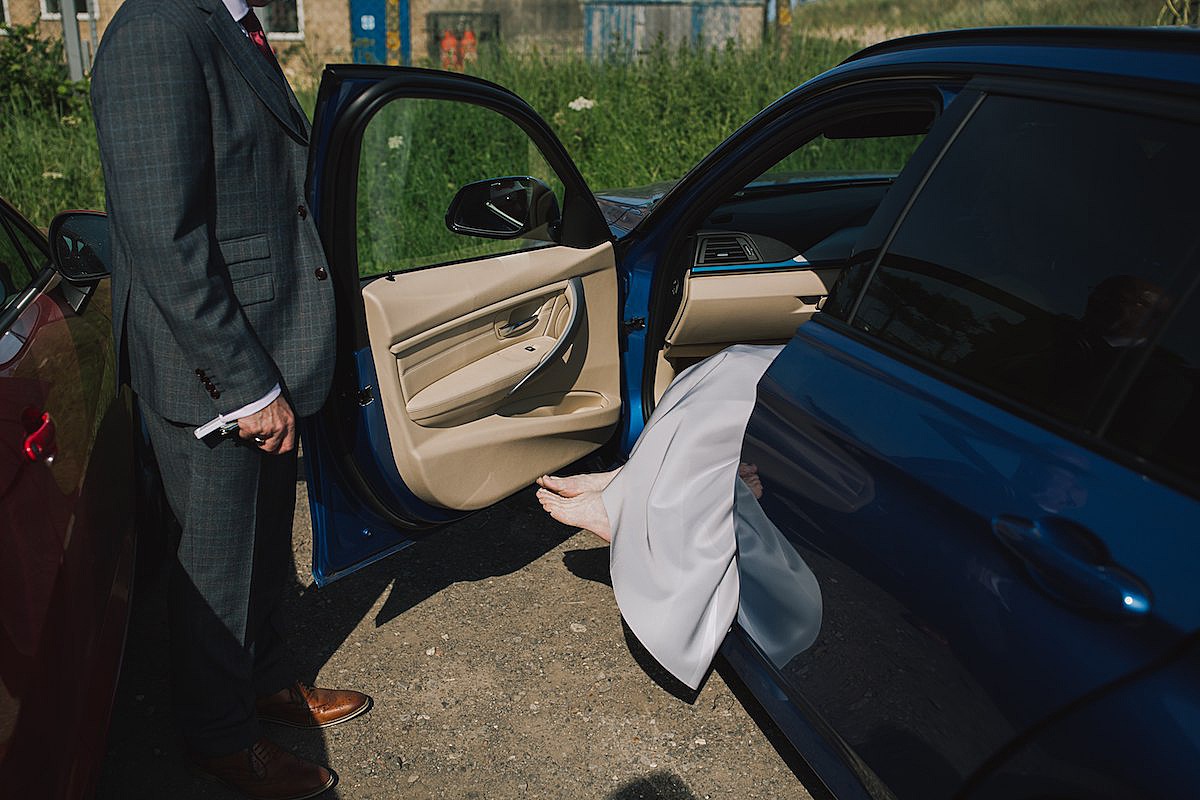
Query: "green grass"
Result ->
[[790, 0, 1163, 42], [0, 0, 1170, 239], [0, 93, 103, 229]]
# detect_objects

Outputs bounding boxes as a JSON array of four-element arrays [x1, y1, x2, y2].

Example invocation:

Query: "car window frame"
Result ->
[[0, 202, 55, 335], [637, 79, 959, 418], [817, 76, 1200, 499]]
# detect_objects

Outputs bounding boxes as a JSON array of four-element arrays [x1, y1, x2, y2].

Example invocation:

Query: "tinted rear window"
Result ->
[[852, 94, 1200, 429]]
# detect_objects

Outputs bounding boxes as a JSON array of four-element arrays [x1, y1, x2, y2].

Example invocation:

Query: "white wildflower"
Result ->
[[568, 96, 596, 111], [387, 134, 405, 150], [42, 171, 64, 180]]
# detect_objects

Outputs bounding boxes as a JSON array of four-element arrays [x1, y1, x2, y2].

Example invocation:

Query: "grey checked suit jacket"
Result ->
[[91, 0, 336, 424]]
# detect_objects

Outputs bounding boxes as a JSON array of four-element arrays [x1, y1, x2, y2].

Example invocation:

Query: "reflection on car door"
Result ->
[[738, 86, 1200, 797], [304, 68, 620, 583], [0, 200, 133, 796]]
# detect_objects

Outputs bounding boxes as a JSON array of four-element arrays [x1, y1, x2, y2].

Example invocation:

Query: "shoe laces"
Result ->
[[248, 739, 280, 779]]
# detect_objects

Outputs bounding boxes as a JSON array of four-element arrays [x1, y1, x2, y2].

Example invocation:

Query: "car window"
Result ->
[[1105, 285, 1200, 487], [850, 94, 1200, 430], [0, 214, 40, 311], [752, 129, 925, 185], [356, 97, 564, 277], [693, 106, 935, 269]]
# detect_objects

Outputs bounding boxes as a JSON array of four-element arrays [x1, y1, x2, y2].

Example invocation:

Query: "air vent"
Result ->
[[695, 234, 761, 266]]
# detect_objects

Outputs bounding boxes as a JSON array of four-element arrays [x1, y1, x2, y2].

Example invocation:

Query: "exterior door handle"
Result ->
[[991, 514, 1151, 619], [22, 410, 57, 464], [507, 276, 585, 397]]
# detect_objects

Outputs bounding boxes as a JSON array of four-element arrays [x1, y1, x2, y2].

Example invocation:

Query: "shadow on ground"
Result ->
[[97, 487, 573, 798], [607, 771, 698, 799]]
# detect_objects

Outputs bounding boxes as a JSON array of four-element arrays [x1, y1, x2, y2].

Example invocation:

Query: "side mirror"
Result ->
[[445, 176, 561, 242], [48, 211, 111, 281]]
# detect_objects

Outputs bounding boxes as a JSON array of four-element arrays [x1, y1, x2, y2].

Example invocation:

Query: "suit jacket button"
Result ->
[[297, 204, 308, 219], [314, 266, 328, 281]]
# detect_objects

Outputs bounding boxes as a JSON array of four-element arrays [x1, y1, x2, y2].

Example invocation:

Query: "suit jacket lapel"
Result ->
[[200, 0, 309, 144]]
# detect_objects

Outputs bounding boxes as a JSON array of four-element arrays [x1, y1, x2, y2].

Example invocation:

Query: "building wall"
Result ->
[[410, 0, 584, 64], [583, 1, 764, 58], [2, 0, 351, 84]]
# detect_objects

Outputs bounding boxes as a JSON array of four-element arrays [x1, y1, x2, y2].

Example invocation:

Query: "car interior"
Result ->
[[346, 95, 938, 512], [648, 104, 937, 400]]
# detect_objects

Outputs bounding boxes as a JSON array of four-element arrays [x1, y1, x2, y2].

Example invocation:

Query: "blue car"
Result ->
[[53, 25, 1200, 800]]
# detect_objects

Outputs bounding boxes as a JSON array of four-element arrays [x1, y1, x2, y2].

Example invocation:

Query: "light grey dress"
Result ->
[[602, 344, 822, 689]]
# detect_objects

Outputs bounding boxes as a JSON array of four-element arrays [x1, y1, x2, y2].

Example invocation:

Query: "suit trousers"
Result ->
[[141, 405, 296, 756]]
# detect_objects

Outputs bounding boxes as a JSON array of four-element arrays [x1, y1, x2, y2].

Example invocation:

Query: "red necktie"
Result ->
[[240, 9, 275, 62]]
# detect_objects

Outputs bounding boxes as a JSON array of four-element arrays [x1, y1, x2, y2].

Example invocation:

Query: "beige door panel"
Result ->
[[655, 267, 840, 400], [664, 268, 839, 352], [392, 289, 569, 425], [361, 243, 620, 510]]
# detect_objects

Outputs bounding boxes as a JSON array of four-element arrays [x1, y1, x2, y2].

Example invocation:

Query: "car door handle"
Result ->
[[498, 314, 539, 338], [22, 411, 57, 464], [991, 514, 1151, 619], [507, 276, 585, 397]]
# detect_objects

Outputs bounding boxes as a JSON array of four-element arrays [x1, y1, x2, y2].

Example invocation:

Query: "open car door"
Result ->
[[304, 67, 621, 584]]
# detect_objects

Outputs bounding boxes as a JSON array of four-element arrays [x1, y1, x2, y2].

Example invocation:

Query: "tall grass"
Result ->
[[0, 92, 103, 228], [0, 0, 1167, 231], [458, 35, 858, 191], [790, 0, 1163, 44], [351, 36, 859, 274]]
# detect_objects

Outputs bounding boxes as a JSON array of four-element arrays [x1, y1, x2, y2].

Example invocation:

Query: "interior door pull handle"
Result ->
[[508, 277, 585, 397], [499, 315, 538, 337], [991, 514, 1151, 619]]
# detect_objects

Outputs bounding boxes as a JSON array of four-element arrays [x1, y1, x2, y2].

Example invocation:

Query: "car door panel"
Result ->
[[741, 324, 1198, 798], [305, 66, 620, 578], [360, 242, 620, 509], [664, 267, 838, 356], [733, 83, 1200, 798], [0, 204, 134, 796]]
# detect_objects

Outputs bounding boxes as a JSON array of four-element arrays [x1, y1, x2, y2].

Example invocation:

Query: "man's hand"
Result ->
[[237, 395, 296, 454]]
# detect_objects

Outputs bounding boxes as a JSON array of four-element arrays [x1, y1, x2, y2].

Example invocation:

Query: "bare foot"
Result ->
[[536, 469, 619, 498], [536, 487, 613, 543], [738, 462, 763, 500]]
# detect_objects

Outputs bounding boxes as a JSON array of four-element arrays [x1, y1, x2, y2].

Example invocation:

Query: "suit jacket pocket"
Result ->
[[221, 234, 274, 306], [231, 273, 275, 306], [219, 233, 270, 264]]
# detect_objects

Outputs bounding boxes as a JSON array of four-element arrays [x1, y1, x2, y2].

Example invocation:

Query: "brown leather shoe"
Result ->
[[257, 681, 372, 728], [195, 737, 336, 800]]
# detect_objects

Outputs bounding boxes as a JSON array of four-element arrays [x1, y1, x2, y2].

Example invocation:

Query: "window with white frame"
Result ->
[[263, 0, 303, 41], [41, 0, 99, 20]]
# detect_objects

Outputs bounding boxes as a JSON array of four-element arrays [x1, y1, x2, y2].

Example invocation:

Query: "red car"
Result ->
[[0, 198, 134, 797]]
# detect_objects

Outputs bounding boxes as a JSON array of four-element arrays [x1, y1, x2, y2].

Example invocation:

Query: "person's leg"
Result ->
[[141, 409, 276, 757], [247, 448, 298, 699]]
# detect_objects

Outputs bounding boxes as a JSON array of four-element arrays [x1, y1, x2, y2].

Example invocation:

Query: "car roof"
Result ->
[[824, 25, 1200, 93]]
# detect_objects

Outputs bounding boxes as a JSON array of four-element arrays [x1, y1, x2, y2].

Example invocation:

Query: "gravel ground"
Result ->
[[97, 479, 815, 800]]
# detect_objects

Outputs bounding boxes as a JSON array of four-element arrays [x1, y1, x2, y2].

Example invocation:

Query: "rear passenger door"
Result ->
[[739, 83, 1200, 798]]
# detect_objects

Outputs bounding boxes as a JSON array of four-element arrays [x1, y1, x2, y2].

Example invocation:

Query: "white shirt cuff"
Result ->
[[193, 383, 281, 439]]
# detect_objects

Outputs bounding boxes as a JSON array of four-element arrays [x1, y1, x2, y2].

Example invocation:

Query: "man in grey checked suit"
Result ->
[[91, 0, 370, 795]]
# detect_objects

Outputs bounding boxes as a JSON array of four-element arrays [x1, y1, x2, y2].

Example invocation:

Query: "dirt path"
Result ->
[[98, 482, 813, 800]]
